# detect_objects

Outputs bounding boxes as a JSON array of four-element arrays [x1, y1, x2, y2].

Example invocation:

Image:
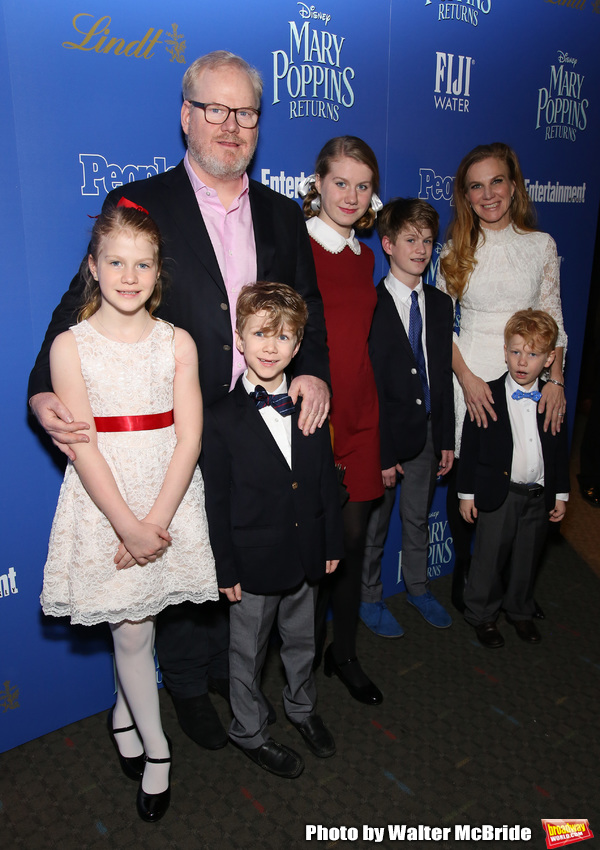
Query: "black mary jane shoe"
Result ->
[[323, 645, 383, 705], [136, 737, 172, 823], [107, 707, 145, 781]]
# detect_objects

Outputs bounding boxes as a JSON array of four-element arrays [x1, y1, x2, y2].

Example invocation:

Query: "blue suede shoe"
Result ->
[[359, 601, 404, 638], [406, 591, 452, 628]]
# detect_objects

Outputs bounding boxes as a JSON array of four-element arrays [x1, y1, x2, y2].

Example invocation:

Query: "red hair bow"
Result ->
[[117, 196, 149, 215]]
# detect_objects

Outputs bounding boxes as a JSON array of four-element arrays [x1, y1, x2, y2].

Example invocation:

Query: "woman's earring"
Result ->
[[310, 196, 321, 211]]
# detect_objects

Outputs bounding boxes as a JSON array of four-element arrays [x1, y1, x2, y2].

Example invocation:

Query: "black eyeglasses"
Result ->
[[187, 101, 261, 129]]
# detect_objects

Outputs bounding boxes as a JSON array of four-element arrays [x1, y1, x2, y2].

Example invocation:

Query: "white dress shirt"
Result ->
[[459, 374, 568, 501], [384, 271, 430, 381], [242, 371, 292, 468]]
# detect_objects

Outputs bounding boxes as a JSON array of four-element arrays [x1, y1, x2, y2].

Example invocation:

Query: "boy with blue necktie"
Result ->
[[363, 198, 455, 636], [458, 309, 569, 648]]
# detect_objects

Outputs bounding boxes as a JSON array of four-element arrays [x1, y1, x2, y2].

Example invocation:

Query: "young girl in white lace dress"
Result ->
[[41, 200, 218, 822]]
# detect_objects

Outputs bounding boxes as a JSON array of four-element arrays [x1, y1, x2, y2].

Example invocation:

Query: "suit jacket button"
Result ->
[[292, 481, 299, 489], [223, 344, 231, 351], [503, 470, 509, 475], [220, 302, 228, 311], [416, 398, 422, 405], [411, 368, 417, 375], [295, 522, 299, 527]]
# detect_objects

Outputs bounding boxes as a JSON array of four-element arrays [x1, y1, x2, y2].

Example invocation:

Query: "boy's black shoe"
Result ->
[[291, 714, 335, 758], [505, 615, 541, 643], [474, 621, 504, 649], [236, 739, 304, 778]]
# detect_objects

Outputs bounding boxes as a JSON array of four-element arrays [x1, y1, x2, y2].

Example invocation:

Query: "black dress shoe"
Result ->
[[474, 621, 505, 649], [136, 737, 172, 823], [533, 600, 546, 620], [291, 714, 335, 758], [235, 739, 304, 778], [323, 645, 383, 705], [506, 615, 541, 643], [107, 707, 145, 780], [172, 694, 227, 749]]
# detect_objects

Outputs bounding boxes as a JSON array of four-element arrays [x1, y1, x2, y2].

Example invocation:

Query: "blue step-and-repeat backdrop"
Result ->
[[1, 0, 599, 752]]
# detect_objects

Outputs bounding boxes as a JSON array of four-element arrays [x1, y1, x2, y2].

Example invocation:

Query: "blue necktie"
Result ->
[[250, 385, 295, 416], [409, 290, 430, 414], [511, 389, 542, 402]]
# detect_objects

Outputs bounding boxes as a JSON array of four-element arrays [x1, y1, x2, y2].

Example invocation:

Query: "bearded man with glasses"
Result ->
[[29, 50, 330, 753]]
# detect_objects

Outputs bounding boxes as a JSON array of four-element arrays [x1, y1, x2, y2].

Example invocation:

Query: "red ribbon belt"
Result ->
[[94, 410, 174, 432]]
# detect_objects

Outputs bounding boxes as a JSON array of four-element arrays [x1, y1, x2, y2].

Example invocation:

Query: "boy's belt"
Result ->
[[509, 482, 544, 498], [94, 410, 174, 432]]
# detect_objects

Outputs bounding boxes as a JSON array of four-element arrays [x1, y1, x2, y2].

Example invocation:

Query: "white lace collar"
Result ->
[[306, 216, 361, 255]]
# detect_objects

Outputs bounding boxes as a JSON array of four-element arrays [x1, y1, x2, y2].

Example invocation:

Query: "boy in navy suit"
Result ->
[[202, 282, 343, 779], [362, 198, 455, 637], [458, 309, 569, 648]]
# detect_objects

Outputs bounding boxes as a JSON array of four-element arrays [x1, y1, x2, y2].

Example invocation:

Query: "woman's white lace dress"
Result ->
[[436, 225, 567, 455], [41, 320, 218, 625]]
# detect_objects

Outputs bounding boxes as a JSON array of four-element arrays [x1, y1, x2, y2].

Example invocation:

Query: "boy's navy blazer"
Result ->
[[202, 378, 344, 595], [368, 278, 455, 468], [28, 160, 329, 408], [457, 374, 570, 513]]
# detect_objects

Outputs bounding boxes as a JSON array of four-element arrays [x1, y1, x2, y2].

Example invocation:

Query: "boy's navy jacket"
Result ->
[[201, 378, 344, 594], [457, 374, 570, 513], [368, 278, 455, 468]]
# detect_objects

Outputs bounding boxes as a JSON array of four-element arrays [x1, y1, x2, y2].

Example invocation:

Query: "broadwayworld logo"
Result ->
[[63, 14, 186, 63]]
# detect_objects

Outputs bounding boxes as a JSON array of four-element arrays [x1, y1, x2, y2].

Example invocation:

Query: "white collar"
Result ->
[[506, 373, 540, 396], [385, 271, 423, 302], [242, 370, 287, 395], [306, 216, 361, 255]]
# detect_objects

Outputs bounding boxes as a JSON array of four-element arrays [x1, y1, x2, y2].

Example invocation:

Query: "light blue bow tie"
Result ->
[[512, 389, 542, 402]]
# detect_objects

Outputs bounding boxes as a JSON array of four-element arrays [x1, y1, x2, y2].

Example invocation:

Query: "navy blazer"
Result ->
[[28, 160, 329, 407], [457, 374, 570, 513], [202, 380, 344, 595], [368, 278, 455, 468]]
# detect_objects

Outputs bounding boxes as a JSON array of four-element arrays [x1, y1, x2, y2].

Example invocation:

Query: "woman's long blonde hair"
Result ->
[[440, 142, 537, 300]]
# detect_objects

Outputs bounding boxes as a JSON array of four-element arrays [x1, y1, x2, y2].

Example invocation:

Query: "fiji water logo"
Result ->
[[80, 154, 175, 196], [426, 0, 492, 28], [63, 14, 186, 63], [434, 52, 474, 112]]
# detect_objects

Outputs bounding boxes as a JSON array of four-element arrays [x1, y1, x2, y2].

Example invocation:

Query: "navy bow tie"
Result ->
[[512, 389, 542, 402], [250, 385, 295, 416]]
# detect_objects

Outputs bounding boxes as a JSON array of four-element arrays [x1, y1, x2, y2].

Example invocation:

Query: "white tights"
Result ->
[[109, 617, 170, 794]]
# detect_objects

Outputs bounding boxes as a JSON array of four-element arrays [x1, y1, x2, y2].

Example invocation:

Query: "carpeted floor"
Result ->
[[1, 533, 599, 850]]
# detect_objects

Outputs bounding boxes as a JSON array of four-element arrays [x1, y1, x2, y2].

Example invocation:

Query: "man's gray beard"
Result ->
[[187, 135, 257, 181]]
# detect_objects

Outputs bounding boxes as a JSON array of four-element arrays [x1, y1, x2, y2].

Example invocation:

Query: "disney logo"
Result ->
[[557, 51, 578, 67], [297, 2, 331, 26]]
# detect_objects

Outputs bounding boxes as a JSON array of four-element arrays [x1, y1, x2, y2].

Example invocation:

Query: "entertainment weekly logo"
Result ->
[[535, 51, 588, 142], [425, 0, 492, 28], [271, 2, 356, 122]]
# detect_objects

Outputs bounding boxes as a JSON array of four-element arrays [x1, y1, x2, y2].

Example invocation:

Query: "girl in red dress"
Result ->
[[301, 137, 384, 705]]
